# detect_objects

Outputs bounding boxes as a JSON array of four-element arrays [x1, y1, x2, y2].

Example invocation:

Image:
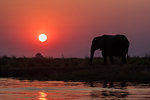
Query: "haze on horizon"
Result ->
[[0, 0, 150, 58]]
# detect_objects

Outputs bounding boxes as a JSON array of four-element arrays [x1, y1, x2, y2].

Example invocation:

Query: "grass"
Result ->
[[0, 56, 150, 82]]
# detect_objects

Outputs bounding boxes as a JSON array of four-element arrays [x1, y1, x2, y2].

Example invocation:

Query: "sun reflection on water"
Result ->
[[1, 78, 150, 100], [38, 92, 47, 100]]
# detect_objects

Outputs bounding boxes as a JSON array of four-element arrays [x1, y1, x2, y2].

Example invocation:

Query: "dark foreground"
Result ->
[[0, 56, 150, 82]]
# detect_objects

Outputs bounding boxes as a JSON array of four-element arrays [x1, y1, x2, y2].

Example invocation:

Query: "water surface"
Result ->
[[0, 78, 150, 100]]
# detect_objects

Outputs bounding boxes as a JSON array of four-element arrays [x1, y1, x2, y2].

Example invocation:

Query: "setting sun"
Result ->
[[39, 34, 47, 42]]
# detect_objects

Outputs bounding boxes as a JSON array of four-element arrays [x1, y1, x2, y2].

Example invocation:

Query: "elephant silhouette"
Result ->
[[90, 34, 129, 64]]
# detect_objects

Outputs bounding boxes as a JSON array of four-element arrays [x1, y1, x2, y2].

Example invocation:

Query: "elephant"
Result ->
[[90, 34, 129, 64]]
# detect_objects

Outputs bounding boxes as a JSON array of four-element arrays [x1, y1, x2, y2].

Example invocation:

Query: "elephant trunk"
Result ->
[[90, 47, 95, 65]]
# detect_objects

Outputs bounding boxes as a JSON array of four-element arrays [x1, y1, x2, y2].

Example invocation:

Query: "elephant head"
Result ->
[[90, 36, 105, 64]]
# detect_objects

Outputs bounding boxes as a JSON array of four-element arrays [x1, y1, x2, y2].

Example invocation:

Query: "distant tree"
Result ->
[[35, 53, 43, 58]]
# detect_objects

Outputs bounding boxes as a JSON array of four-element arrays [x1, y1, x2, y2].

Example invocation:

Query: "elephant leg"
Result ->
[[121, 56, 126, 64], [90, 49, 95, 64], [103, 56, 107, 64], [109, 56, 114, 64], [102, 51, 107, 64]]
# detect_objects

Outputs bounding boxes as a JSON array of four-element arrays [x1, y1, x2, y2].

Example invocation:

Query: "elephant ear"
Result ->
[[98, 35, 106, 50], [92, 36, 105, 50]]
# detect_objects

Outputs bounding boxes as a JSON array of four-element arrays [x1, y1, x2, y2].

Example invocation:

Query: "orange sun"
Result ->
[[39, 34, 47, 42]]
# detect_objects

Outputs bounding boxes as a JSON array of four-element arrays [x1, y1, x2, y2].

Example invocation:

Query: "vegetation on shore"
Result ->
[[0, 56, 150, 82]]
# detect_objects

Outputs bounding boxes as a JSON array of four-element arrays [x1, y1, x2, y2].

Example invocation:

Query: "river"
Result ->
[[0, 78, 150, 100]]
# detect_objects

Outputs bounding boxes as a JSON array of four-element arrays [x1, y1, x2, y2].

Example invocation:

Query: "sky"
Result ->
[[0, 0, 150, 58]]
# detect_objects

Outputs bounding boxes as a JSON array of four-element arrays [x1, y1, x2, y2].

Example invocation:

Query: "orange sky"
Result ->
[[0, 0, 150, 57]]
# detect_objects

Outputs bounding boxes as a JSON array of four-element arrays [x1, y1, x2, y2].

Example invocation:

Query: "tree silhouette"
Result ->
[[35, 53, 43, 58]]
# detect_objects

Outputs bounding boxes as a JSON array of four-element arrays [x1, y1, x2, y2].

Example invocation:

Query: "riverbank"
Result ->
[[0, 56, 150, 82]]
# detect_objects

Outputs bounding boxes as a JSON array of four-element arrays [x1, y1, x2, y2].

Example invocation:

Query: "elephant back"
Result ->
[[102, 34, 129, 56]]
